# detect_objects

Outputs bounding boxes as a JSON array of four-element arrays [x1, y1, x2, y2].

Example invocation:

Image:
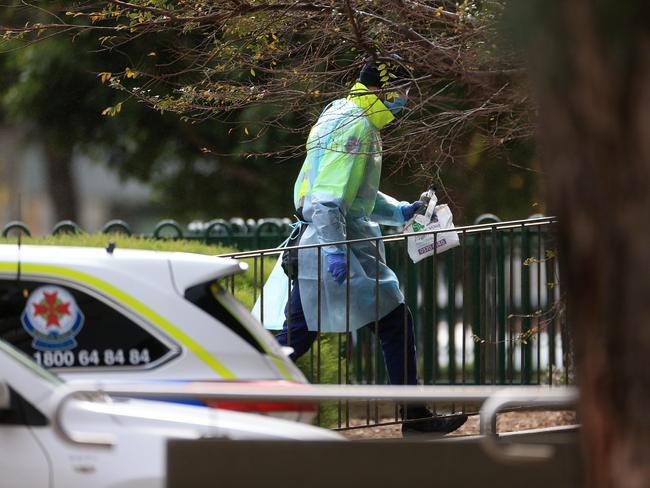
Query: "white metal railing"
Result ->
[[52, 383, 577, 462]]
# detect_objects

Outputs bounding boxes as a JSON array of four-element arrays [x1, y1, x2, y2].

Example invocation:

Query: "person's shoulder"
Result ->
[[338, 101, 373, 131], [316, 100, 366, 130]]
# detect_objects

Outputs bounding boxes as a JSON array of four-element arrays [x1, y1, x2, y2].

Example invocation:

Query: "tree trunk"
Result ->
[[532, 1, 650, 486], [43, 139, 78, 222]]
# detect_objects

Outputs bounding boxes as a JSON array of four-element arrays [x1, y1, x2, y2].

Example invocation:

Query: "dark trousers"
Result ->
[[275, 281, 418, 385]]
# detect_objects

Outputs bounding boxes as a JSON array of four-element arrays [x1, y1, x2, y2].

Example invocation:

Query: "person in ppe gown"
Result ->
[[275, 60, 467, 436]]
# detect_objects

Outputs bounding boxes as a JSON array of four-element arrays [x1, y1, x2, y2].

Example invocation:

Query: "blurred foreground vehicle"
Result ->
[[0, 338, 342, 488], [0, 244, 312, 420]]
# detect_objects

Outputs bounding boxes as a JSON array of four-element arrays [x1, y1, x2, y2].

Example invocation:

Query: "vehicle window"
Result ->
[[0, 387, 47, 427], [0, 339, 62, 387], [0, 280, 173, 370], [184, 282, 265, 353]]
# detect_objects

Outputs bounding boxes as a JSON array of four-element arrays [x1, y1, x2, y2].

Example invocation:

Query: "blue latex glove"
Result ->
[[401, 201, 424, 221], [327, 253, 347, 285], [385, 96, 407, 115]]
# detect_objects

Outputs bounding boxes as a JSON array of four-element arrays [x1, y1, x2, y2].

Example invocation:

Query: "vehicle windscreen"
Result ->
[[184, 282, 265, 353], [0, 339, 63, 387]]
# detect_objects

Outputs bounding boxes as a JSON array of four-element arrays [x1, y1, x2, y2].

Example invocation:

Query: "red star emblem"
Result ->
[[32, 291, 71, 328]]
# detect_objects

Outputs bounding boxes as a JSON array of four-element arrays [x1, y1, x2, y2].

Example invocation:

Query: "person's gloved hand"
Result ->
[[401, 201, 424, 221], [327, 253, 347, 285]]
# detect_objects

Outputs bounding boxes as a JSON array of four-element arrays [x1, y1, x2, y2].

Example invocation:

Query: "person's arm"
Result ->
[[311, 119, 369, 255], [371, 191, 410, 226]]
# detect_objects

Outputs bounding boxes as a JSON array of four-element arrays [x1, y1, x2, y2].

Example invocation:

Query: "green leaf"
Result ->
[[101, 101, 123, 117]]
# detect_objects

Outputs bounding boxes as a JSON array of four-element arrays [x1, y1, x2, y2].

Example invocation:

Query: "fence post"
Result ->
[[432, 236, 440, 386], [497, 230, 507, 384], [461, 230, 468, 386], [471, 233, 482, 385], [545, 228, 557, 385], [446, 249, 456, 384], [480, 232, 489, 384], [521, 224, 532, 384], [422, 242, 435, 385]]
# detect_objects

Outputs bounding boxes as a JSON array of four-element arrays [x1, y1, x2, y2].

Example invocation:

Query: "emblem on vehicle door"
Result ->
[[21, 286, 85, 351]]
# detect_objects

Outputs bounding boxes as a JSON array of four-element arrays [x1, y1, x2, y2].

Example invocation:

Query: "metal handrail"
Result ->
[[217, 216, 557, 258], [479, 387, 579, 462], [52, 383, 576, 462]]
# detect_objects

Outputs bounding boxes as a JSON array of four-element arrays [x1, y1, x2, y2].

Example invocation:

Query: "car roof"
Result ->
[[0, 243, 246, 290]]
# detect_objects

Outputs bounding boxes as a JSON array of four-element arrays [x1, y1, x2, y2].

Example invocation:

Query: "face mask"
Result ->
[[384, 96, 406, 115], [384, 86, 410, 115]]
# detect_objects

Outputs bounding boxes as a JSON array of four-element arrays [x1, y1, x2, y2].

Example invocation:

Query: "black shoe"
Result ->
[[401, 407, 468, 437]]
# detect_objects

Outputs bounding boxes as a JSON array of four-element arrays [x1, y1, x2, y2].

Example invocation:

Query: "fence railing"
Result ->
[[218, 216, 571, 429], [1, 217, 294, 251], [2, 214, 541, 252]]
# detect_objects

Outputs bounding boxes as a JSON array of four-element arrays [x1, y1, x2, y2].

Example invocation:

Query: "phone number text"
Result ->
[[33, 348, 151, 368]]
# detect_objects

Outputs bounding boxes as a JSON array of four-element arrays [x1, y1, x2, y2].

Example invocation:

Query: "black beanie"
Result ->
[[358, 56, 407, 88], [359, 62, 381, 87]]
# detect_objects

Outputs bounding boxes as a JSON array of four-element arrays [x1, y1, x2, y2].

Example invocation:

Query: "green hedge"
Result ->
[[0, 234, 273, 307]]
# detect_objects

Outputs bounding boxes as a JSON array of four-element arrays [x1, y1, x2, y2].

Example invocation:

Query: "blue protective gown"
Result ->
[[293, 84, 409, 333]]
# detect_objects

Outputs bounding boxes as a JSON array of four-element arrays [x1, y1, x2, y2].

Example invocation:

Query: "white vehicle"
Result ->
[[0, 338, 341, 488], [0, 243, 308, 416]]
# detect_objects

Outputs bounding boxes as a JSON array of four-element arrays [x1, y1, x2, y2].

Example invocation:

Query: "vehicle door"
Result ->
[[0, 386, 51, 488]]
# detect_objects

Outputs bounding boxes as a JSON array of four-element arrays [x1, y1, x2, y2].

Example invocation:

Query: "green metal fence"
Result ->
[[2, 217, 569, 389], [381, 218, 567, 387], [1, 217, 293, 251], [216, 217, 569, 382], [2, 216, 568, 386], [2, 215, 570, 428], [214, 216, 570, 429]]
